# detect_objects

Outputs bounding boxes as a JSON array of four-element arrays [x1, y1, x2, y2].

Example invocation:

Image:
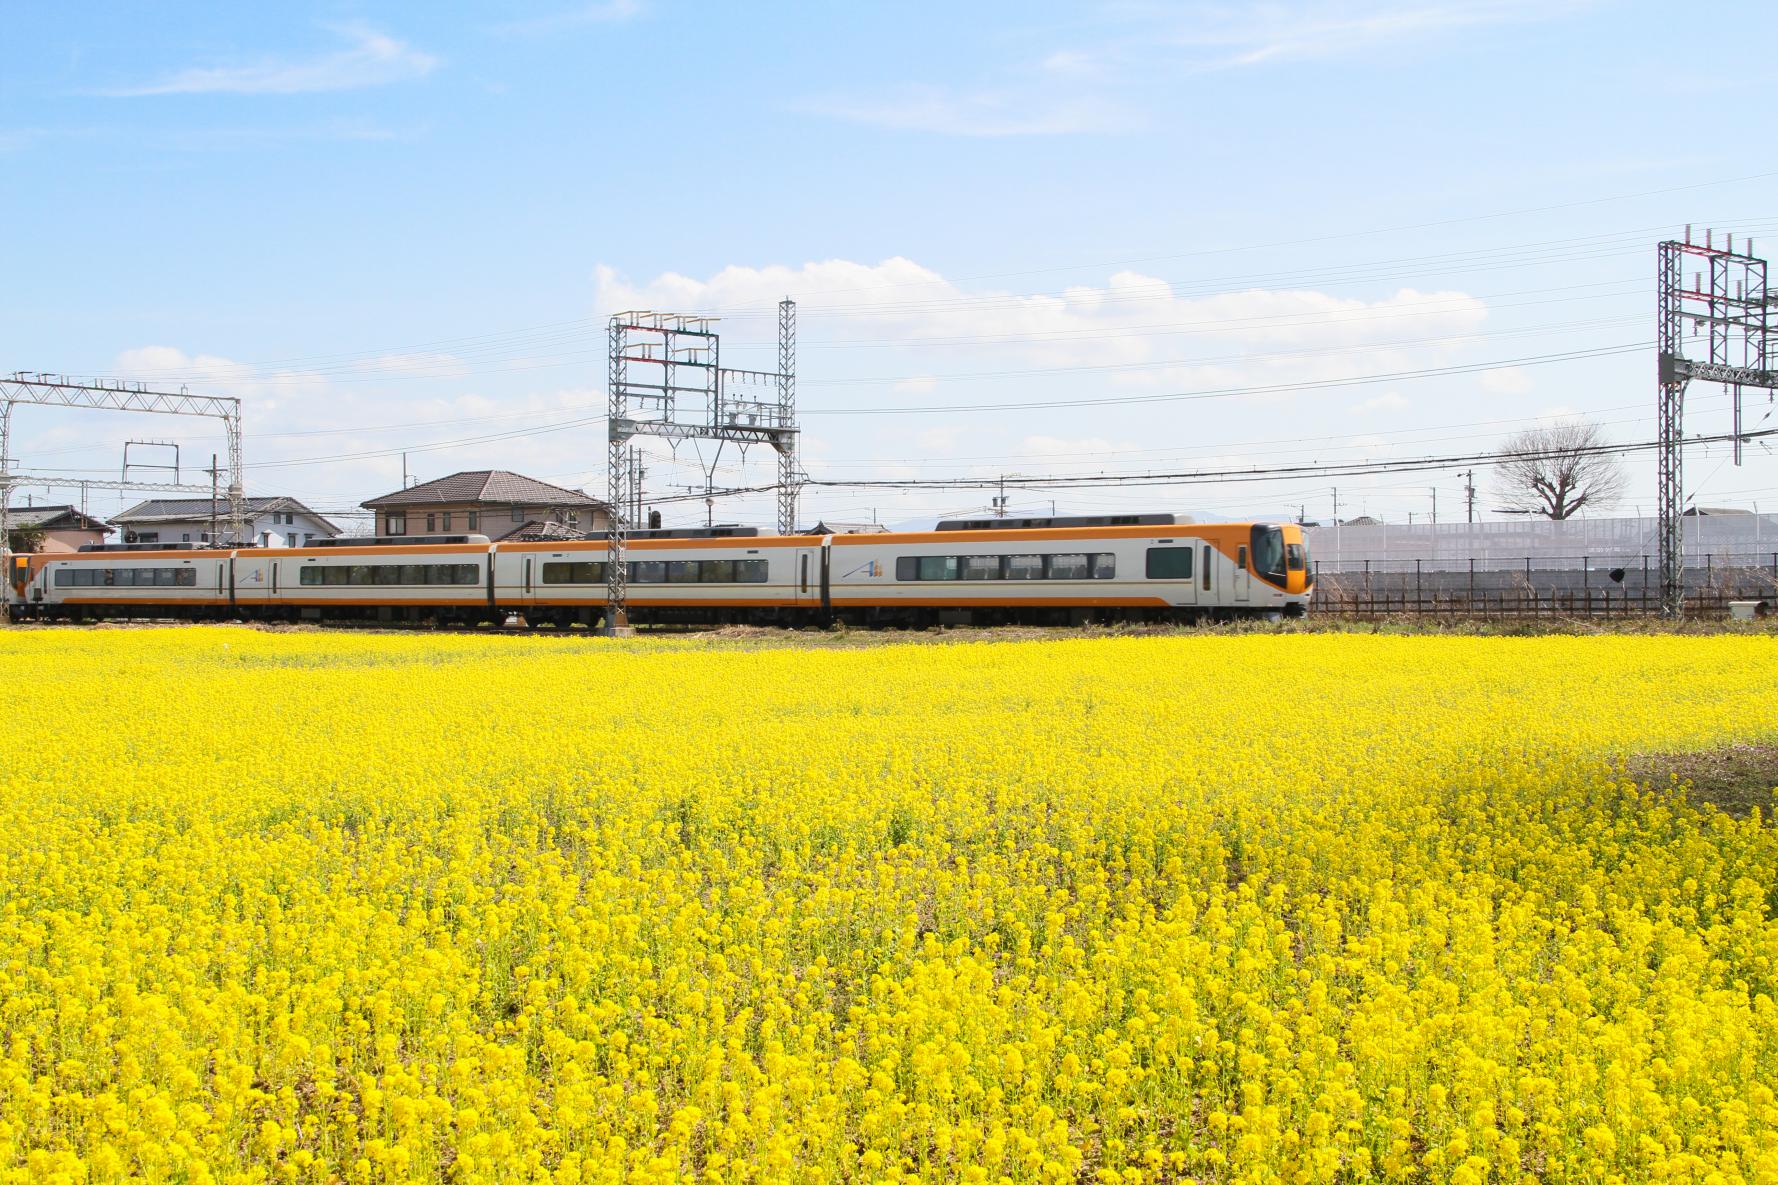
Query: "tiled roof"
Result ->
[[4, 505, 113, 533], [362, 470, 606, 510], [114, 496, 342, 534]]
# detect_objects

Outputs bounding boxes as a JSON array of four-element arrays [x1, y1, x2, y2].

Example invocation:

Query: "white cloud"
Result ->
[[799, 2, 1589, 138], [1480, 366, 1533, 395], [796, 85, 1127, 136], [596, 259, 1489, 379], [492, 1, 642, 36], [916, 426, 964, 452], [1164, 1, 1596, 69], [106, 24, 438, 97], [1350, 392, 1411, 415]]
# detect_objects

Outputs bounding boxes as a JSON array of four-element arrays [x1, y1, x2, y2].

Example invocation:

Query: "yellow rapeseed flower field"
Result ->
[[1, 628, 1776, 1185]]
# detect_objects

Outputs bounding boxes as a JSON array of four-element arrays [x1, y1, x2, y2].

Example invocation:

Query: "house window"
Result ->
[[387, 513, 406, 536], [511, 505, 524, 522], [442, 512, 453, 531], [182, 533, 191, 543], [468, 511, 479, 531], [426, 513, 437, 533]]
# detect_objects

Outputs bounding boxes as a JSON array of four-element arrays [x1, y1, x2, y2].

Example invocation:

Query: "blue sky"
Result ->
[[3, 1, 1775, 530]]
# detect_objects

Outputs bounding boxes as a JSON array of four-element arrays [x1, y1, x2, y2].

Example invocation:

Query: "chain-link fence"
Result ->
[[1310, 552, 1778, 615]]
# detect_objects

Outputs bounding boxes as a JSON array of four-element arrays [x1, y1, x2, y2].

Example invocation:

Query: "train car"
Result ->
[[495, 528, 822, 626], [19, 545, 231, 621], [241, 535, 492, 624], [4, 514, 1313, 626], [821, 516, 1312, 625]]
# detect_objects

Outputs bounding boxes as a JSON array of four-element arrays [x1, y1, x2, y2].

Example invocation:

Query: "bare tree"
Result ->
[[1495, 419, 1627, 519]]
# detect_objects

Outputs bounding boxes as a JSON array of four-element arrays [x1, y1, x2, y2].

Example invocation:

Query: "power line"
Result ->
[[800, 343, 1649, 416]]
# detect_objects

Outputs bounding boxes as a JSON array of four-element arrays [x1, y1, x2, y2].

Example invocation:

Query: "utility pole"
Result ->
[[1463, 469, 1475, 524], [992, 475, 1008, 517], [1430, 487, 1437, 525], [208, 454, 219, 544]]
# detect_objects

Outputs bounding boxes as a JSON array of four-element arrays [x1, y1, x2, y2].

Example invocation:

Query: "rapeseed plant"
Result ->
[[0, 628, 1774, 1184]]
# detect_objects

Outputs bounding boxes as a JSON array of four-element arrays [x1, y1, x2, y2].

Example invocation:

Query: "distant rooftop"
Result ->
[[362, 469, 608, 510], [4, 505, 113, 534], [115, 496, 341, 534]]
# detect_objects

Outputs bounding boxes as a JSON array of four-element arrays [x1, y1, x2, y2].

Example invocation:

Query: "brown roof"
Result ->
[[362, 470, 606, 511]]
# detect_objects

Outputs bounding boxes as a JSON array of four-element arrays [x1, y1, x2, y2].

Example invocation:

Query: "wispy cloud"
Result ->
[[802, 1, 1592, 136], [797, 85, 1128, 137], [491, 1, 642, 37], [1169, 0, 1595, 69], [151, 121, 408, 151], [105, 24, 438, 97]]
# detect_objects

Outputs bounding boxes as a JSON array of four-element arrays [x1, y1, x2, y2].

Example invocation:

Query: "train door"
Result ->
[[1234, 543, 1251, 602]]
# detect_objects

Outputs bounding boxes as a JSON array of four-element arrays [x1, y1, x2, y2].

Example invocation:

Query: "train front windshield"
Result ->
[[1251, 526, 1287, 584]]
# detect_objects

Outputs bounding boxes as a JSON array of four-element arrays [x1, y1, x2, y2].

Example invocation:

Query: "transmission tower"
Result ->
[[604, 300, 798, 631], [1656, 229, 1778, 616]]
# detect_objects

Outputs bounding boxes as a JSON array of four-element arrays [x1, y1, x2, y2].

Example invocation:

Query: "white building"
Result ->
[[112, 496, 343, 548]]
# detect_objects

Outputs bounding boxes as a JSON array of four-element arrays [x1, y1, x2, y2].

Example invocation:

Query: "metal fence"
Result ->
[[1305, 514, 1778, 566], [1310, 552, 1778, 615]]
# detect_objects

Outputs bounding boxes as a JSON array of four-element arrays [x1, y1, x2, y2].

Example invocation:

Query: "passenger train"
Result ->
[[5, 514, 1313, 626]]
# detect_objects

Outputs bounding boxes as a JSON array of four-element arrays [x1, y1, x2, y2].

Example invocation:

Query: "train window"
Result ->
[[1048, 553, 1090, 580], [300, 567, 321, 586], [665, 560, 700, 583], [1091, 554, 1115, 579], [895, 557, 917, 581], [736, 558, 768, 583], [542, 561, 607, 584], [960, 555, 1002, 580], [177, 568, 197, 587], [699, 559, 735, 583], [631, 560, 667, 583], [1286, 543, 1306, 572], [155, 569, 177, 587], [1004, 554, 1043, 580], [55, 569, 70, 587], [1146, 547, 1193, 579], [321, 566, 348, 586], [917, 555, 958, 581]]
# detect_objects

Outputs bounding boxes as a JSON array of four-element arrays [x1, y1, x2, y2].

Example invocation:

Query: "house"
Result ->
[[112, 496, 343, 548], [361, 470, 611, 541], [4, 505, 114, 553]]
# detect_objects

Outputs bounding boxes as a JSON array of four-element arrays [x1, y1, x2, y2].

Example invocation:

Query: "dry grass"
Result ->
[[1630, 742, 1778, 821]]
